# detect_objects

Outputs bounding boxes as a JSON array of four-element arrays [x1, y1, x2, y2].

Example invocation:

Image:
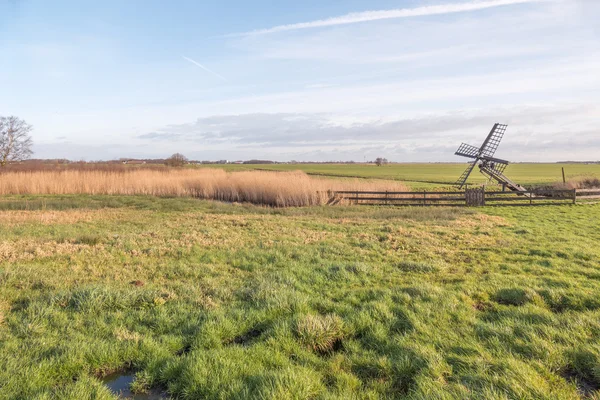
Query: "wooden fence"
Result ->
[[329, 188, 599, 207], [576, 189, 600, 201]]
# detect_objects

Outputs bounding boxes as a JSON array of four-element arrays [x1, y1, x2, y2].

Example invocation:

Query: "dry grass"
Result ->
[[554, 177, 600, 190], [0, 300, 7, 326], [0, 209, 125, 226], [0, 169, 407, 207]]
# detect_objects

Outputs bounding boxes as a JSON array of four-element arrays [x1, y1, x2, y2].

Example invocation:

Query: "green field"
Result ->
[[1, 195, 599, 399], [203, 163, 600, 189]]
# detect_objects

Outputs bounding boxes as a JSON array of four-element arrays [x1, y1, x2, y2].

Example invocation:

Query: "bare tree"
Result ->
[[0, 116, 33, 167], [165, 153, 188, 167]]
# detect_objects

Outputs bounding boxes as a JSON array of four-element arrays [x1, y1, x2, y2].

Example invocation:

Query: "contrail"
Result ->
[[230, 0, 551, 36], [182, 56, 228, 82]]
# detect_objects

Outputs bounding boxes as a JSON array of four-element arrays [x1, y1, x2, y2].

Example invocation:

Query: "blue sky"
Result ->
[[1, 0, 599, 161]]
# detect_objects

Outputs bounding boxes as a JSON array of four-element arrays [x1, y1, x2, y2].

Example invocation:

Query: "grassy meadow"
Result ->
[[1, 195, 599, 399], [208, 163, 600, 189]]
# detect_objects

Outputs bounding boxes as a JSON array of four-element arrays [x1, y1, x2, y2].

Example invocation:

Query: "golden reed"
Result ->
[[0, 169, 407, 207]]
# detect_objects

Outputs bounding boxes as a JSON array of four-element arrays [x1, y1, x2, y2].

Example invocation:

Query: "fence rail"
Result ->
[[328, 188, 599, 207], [576, 189, 600, 200]]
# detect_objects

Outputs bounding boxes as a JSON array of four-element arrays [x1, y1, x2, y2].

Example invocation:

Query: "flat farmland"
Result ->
[[206, 163, 600, 188]]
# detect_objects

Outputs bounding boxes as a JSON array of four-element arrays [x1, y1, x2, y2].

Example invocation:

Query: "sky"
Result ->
[[1, 0, 599, 162]]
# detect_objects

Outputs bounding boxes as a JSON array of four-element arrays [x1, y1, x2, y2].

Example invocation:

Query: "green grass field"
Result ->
[[1, 195, 599, 399], [202, 163, 600, 189]]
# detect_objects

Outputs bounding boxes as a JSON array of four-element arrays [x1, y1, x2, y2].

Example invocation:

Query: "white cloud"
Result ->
[[232, 0, 551, 36], [136, 103, 600, 162]]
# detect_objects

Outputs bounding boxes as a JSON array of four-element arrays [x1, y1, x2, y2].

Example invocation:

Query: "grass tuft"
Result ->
[[493, 288, 537, 306], [62, 286, 166, 312], [0, 300, 7, 326], [296, 314, 345, 354], [74, 234, 102, 245], [396, 260, 440, 273]]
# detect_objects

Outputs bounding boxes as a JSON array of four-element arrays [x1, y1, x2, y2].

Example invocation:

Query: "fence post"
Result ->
[[385, 190, 388, 205], [356, 190, 359, 205], [530, 191, 533, 206], [573, 188, 577, 204], [423, 191, 427, 206]]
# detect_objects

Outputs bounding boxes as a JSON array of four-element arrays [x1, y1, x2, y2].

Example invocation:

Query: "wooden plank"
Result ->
[[484, 191, 574, 195], [336, 189, 578, 196], [343, 197, 465, 202], [487, 203, 577, 207], [352, 201, 573, 207], [356, 203, 467, 207], [485, 197, 573, 202], [333, 191, 462, 195], [577, 191, 600, 196]]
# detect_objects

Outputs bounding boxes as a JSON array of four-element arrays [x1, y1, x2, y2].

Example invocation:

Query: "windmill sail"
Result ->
[[479, 123, 507, 157], [455, 143, 480, 159], [455, 161, 478, 189]]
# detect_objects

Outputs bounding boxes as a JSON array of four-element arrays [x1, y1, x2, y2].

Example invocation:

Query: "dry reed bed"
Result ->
[[553, 177, 600, 190], [0, 169, 408, 207]]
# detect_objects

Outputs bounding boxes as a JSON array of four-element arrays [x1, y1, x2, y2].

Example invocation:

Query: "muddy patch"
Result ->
[[103, 373, 168, 399], [561, 368, 600, 399], [227, 326, 266, 346]]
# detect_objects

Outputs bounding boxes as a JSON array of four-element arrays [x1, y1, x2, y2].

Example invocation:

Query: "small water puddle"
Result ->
[[103, 373, 168, 399]]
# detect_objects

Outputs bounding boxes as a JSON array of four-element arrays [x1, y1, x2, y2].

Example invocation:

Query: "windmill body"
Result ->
[[455, 124, 526, 192]]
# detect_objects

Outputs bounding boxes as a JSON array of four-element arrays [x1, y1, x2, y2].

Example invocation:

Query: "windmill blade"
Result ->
[[479, 123, 507, 157], [455, 143, 480, 159], [455, 161, 478, 189]]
